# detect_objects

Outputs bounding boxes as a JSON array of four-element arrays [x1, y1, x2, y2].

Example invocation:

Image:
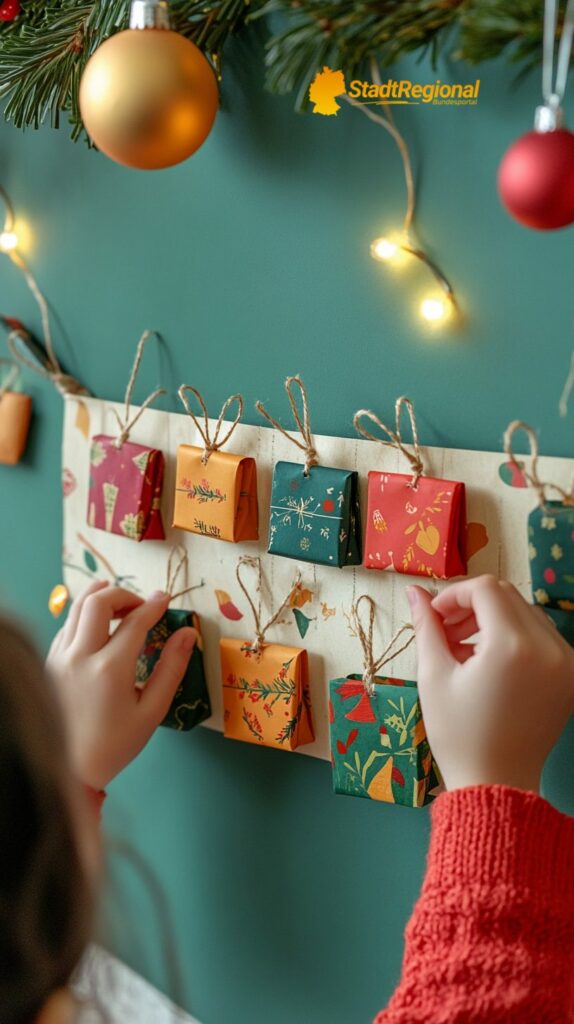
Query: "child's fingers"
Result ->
[[107, 592, 171, 665], [71, 587, 144, 655], [431, 576, 522, 639], [408, 586, 456, 685], [443, 613, 479, 645], [448, 641, 476, 665], [61, 579, 109, 648], [139, 628, 197, 724]]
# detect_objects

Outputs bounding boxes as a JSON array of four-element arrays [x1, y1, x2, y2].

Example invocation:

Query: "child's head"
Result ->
[[0, 616, 93, 1024]]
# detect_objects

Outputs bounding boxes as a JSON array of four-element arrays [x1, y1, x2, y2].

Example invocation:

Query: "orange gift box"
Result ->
[[0, 391, 32, 465], [173, 446, 258, 542], [221, 638, 314, 750]]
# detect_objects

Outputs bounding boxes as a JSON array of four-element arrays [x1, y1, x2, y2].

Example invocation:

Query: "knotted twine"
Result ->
[[503, 420, 574, 508], [352, 594, 415, 697], [111, 330, 166, 449], [0, 357, 19, 399], [256, 376, 318, 476], [354, 396, 424, 488], [236, 555, 300, 655], [164, 545, 204, 603], [178, 385, 243, 465]]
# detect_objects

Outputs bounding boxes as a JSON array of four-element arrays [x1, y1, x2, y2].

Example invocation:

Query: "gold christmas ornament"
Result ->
[[79, 0, 219, 170]]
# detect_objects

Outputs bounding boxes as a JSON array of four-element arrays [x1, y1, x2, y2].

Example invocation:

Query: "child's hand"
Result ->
[[47, 581, 197, 790], [407, 576, 574, 793]]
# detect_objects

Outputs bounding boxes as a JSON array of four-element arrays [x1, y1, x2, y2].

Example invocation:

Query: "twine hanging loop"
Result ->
[[256, 376, 319, 476], [354, 395, 424, 487], [164, 545, 204, 603], [178, 385, 243, 464], [236, 555, 299, 654], [111, 330, 166, 449], [352, 594, 414, 697], [503, 419, 574, 507]]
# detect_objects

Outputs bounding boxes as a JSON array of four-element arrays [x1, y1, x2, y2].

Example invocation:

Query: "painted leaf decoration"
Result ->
[[215, 589, 243, 621], [346, 728, 359, 749], [292, 608, 313, 638], [62, 467, 77, 497], [498, 459, 527, 488], [465, 521, 489, 560], [75, 400, 90, 439], [289, 583, 314, 608], [336, 739, 347, 755], [392, 765, 405, 786], [367, 757, 394, 802], [84, 550, 98, 573], [345, 692, 377, 723]]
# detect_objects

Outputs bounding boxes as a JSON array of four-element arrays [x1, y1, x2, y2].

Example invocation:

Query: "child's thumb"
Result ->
[[141, 628, 197, 724], [406, 586, 454, 689]]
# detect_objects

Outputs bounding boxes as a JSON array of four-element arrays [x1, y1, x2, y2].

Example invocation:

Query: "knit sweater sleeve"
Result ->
[[375, 785, 574, 1024]]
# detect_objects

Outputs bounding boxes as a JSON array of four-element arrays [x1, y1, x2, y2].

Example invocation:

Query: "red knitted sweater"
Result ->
[[375, 786, 574, 1024]]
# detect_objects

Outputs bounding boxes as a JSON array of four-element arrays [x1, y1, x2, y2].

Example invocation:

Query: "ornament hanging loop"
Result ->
[[235, 555, 300, 655], [178, 385, 243, 465], [354, 395, 424, 488], [256, 376, 319, 476], [503, 419, 574, 507], [537, 0, 574, 130], [112, 330, 166, 449], [351, 595, 414, 697]]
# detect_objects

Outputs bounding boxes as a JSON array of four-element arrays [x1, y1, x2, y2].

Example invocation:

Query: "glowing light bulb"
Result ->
[[420, 296, 450, 323], [370, 236, 399, 262], [0, 230, 18, 252]]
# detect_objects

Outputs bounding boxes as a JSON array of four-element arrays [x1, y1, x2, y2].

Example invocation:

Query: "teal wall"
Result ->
[[1, 35, 574, 1024]]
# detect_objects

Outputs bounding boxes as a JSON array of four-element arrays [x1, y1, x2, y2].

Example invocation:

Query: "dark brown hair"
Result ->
[[0, 615, 93, 1024]]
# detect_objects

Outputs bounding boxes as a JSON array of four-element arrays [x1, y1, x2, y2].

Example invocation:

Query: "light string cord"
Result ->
[[178, 384, 243, 464], [343, 60, 455, 309], [354, 395, 425, 487], [0, 185, 88, 396], [352, 594, 414, 697], [559, 350, 574, 416], [255, 375, 318, 476], [111, 330, 166, 448], [0, 356, 20, 397], [235, 555, 300, 654]]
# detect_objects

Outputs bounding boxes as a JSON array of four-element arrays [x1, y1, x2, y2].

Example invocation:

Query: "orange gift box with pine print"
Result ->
[[221, 639, 314, 751]]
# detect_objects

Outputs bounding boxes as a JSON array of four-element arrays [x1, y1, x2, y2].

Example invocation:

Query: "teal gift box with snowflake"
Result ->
[[136, 609, 211, 731], [267, 462, 362, 567], [528, 502, 574, 612], [329, 675, 438, 808]]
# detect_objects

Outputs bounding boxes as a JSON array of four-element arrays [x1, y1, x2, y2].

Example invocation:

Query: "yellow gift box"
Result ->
[[173, 445, 258, 542]]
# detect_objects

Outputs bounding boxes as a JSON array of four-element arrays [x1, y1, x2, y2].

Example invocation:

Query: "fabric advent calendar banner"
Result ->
[[61, 395, 574, 762]]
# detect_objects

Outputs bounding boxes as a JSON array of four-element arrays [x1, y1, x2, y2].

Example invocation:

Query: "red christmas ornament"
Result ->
[[498, 118, 574, 230], [0, 0, 20, 21]]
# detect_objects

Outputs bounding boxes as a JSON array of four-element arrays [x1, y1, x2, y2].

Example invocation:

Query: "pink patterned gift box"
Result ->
[[87, 434, 165, 542]]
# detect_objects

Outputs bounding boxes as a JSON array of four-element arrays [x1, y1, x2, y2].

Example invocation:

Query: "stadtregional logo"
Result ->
[[309, 66, 480, 116]]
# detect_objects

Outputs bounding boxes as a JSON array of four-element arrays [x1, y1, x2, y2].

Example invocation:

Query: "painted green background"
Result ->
[[1, 32, 574, 1024]]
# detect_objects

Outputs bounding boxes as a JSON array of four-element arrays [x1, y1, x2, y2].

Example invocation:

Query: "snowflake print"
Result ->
[[541, 516, 557, 530], [533, 588, 550, 605], [550, 544, 563, 561], [528, 543, 537, 560], [300, 537, 311, 551]]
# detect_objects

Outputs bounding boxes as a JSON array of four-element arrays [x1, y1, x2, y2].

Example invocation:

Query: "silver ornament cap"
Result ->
[[129, 0, 170, 29]]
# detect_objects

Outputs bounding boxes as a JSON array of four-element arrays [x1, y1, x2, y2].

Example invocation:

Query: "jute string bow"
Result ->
[[256, 376, 318, 476], [352, 595, 415, 697], [503, 420, 574, 508], [178, 385, 243, 465], [236, 555, 300, 654], [165, 546, 203, 603], [354, 396, 424, 487], [112, 331, 166, 449], [0, 358, 19, 399]]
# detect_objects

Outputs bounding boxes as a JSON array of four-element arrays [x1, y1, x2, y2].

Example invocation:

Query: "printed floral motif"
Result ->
[[267, 461, 362, 568], [364, 471, 467, 580], [136, 609, 211, 731], [173, 445, 258, 543], [86, 434, 165, 543], [221, 639, 314, 751], [529, 503, 574, 640], [62, 467, 77, 497], [329, 674, 439, 808]]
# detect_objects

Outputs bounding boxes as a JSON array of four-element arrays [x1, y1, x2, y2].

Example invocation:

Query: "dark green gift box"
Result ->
[[329, 674, 438, 808], [528, 502, 574, 609], [136, 609, 211, 731], [267, 461, 362, 567]]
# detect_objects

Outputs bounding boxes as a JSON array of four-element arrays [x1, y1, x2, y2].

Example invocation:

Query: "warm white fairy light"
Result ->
[[370, 236, 399, 262], [420, 295, 450, 324], [0, 229, 18, 252]]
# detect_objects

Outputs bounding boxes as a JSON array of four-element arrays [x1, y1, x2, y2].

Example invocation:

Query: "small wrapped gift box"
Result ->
[[0, 390, 32, 465], [221, 638, 314, 750], [364, 471, 467, 579], [137, 609, 211, 731], [267, 461, 362, 567], [528, 501, 574, 610], [87, 434, 165, 541], [173, 446, 258, 542], [329, 674, 436, 807]]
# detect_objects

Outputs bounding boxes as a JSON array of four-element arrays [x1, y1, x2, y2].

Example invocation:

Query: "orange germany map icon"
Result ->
[[309, 67, 346, 115]]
